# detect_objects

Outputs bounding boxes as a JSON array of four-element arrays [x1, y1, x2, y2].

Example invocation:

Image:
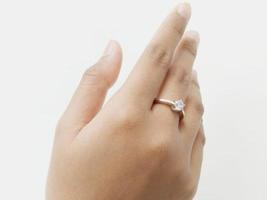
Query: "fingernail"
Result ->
[[103, 40, 116, 56], [177, 3, 191, 19], [187, 31, 200, 46]]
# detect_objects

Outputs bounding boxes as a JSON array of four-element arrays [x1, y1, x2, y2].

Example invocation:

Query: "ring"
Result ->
[[154, 98, 185, 118]]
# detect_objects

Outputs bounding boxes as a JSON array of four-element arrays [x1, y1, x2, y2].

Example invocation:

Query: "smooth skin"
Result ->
[[46, 3, 205, 200]]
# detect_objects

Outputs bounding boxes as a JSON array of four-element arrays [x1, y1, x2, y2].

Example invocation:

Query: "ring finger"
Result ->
[[153, 31, 200, 123]]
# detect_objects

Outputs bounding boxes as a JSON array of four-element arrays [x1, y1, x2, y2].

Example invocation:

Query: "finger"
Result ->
[[153, 31, 200, 121], [122, 3, 191, 108], [190, 124, 205, 180], [58, 40, 122, 138], [180, 71, 204, 144]]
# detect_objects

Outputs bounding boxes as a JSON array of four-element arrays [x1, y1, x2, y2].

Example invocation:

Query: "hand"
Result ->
[[46, 3, 205, 200]]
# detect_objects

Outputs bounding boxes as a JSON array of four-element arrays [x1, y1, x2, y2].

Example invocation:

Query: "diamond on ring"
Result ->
[[154, 98, 185, 118], [172, 100, 185, 111]]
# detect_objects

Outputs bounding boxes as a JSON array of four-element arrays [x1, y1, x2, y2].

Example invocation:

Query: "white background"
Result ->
[[0, 0, 267, 199]]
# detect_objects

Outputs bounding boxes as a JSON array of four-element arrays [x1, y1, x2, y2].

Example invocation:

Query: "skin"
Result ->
[[46, 3, 205, 200]]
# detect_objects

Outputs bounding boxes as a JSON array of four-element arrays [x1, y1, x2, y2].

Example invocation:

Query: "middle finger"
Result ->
[[122, 3, 191, 109]]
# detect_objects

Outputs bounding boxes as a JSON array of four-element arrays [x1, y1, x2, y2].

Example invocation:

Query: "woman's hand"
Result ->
[[46, 3, 205, 200]]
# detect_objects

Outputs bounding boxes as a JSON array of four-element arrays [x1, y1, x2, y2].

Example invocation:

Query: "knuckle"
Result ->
[[182, 37, 198, 57], [170, 21, 184, 38], [82, 66, 110, 89], [194, 101, 205, 115], [146, 44, 173, 68], [83, 67, 99, 81], [116, 108, 142, 129], [147, 135, 172, 160], [176, 68, 192, 85]]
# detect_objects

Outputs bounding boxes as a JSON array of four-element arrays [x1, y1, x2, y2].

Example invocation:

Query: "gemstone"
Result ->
[[173, 100, 185, 111]]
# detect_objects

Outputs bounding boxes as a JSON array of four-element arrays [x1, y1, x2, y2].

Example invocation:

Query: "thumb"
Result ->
[[58, 40, 122, 139]]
